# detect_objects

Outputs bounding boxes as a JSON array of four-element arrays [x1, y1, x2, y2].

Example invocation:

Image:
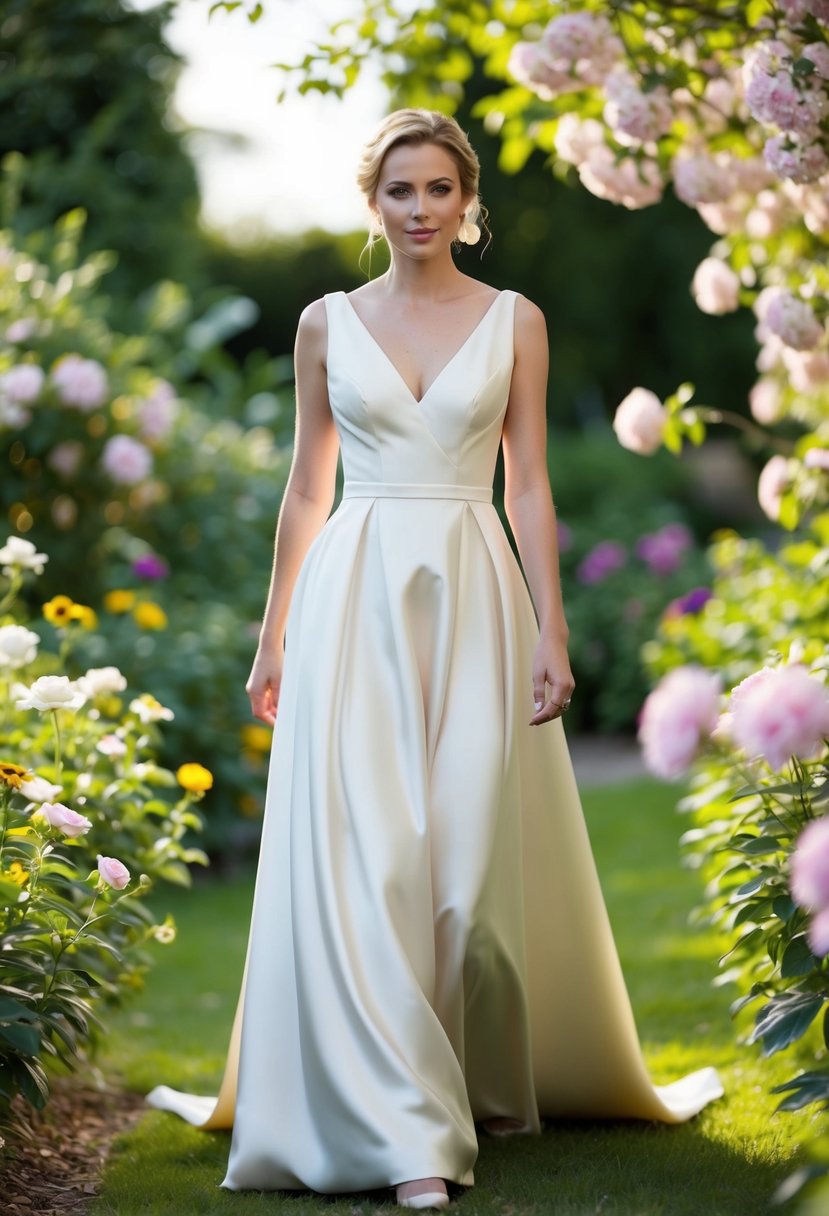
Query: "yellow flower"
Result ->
[[133, 601, 168, 630], [0, 761, 30, 789], [7, 862, 28, 886], [69, 603, 98, 629], [176, 763, 214, 793], [43, 594, 76, 625], [104, 589, 136, 613], [240, 723, 272, 752]]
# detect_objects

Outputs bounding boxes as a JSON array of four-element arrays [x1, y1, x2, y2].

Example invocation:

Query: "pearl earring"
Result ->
[[456, 214, 481, 245]]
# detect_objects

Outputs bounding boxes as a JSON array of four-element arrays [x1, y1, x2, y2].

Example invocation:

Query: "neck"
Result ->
[[380, 249, 466, 303]]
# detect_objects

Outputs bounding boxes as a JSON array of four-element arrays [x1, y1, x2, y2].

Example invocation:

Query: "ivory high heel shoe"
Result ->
[[394, 1178, 450, 1209]]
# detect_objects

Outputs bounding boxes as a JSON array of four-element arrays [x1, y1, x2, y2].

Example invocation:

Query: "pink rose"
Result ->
[[612, 387, 667, 455], [637, 665, 722, 780], [730, 664, 829, 772], [40, 802, 92, 838], [97, 854, 130, 889]]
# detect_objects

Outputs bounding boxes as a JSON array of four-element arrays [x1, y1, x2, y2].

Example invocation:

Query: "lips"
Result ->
[[407, 229, 437, 235]]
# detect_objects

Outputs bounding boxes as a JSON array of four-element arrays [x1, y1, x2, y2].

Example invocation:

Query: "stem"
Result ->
[[694, 406, 796, 454], [0, 785, 10, 861], [50, 708, 62, 780]]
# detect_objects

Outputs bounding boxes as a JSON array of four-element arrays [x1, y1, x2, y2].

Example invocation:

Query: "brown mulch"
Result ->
[[0, 1075, 148, 1215]]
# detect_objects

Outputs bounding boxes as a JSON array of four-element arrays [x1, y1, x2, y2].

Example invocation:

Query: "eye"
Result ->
[[432, 184, 450, 194], [388, 186, 409, 197]]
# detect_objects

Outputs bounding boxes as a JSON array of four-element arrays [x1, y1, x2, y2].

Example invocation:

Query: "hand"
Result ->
[[529, 635, 575, 726], [245, 646, 284, 726]]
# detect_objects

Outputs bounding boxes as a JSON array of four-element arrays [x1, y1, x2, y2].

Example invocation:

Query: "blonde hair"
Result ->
[[356, 108, 490, 264]]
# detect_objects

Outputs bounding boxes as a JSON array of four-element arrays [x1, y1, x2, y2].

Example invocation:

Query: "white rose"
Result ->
[[0, 536, 48, 576], [0, 624, 40, 668], [78, 666, 127, 697], [612, 387, 667, 455], [18, 775, 63, 803], [14, 674, 87, 713]]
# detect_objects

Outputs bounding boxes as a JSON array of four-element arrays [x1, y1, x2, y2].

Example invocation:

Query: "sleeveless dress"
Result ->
[[145, 288, 724, 1193]]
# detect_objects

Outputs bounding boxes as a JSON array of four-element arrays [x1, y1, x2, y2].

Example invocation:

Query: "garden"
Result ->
[[2, 1, 829, 1213]]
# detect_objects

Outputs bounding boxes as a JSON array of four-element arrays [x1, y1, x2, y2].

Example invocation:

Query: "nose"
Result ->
[[411, 194, 430, 219]]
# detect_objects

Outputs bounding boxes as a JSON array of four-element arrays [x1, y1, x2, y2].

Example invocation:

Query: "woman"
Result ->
[[146, 109, 723, 1210]]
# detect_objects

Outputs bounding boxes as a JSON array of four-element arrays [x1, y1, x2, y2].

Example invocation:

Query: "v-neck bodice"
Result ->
[[324, 288, 517, 491]]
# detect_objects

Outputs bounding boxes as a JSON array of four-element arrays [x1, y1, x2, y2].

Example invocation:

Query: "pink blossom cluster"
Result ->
[[779, 0, 829, 24], [743, 40, 828, 139], [638, 665, 722, 780], [791, 818, 829, 955], [508, 11, 624, 99], [51, 354, 109, 411], [763, 288, 825, 350], [603, 68, 674, 145], [137, 379, 178, 441], [101, 433, 153, 485], [757, 453, 791, 520], [691, 257, 741, 314]]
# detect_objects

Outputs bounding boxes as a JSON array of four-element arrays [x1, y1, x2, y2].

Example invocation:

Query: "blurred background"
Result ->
[[1, 0, 768, 859]]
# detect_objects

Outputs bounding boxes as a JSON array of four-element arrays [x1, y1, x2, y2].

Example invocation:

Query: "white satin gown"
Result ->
[[145, 288, 724, 1193]]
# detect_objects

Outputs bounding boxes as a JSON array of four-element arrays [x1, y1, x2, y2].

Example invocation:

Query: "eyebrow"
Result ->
[[384, 177, 454, 186]]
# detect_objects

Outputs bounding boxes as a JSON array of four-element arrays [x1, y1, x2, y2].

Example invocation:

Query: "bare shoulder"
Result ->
[[512, 291, 547, 335], [297, 296, 328, 338]]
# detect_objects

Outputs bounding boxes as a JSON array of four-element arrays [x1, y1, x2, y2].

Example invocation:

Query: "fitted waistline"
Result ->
[[342, 481, 493, 503]]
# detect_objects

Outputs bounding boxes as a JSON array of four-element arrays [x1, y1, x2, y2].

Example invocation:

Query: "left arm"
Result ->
[[501, 293, 575, 726]]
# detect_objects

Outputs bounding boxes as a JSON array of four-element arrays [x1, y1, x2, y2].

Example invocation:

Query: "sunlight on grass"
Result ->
[[91, 776, 817, 1215]]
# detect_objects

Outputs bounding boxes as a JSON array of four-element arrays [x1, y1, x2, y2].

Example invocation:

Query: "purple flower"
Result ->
[[577, 539, 627, 584], [556, 519, 573, 553], [636, 522, 693, 575], [132, 553, 169, 580], [676, 586, 713, 615]]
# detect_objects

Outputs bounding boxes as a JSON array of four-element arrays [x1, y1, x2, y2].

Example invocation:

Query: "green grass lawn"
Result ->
[[90, 776, 820, 1215]]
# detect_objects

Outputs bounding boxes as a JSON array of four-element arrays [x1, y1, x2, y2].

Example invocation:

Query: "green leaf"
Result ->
[[749, 991, 825, 1055], [771, 1069, 829, 1112], [781, 935, 818, 978], [0, 1020, 40, 1055], [733, 835, 784, 855]]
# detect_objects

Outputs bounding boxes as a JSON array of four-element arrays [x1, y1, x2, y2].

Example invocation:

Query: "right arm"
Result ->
[[246, 298, 340, 725]]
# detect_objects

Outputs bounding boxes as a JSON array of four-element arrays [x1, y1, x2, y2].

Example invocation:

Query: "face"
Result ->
[[370, 141, 473, 259]]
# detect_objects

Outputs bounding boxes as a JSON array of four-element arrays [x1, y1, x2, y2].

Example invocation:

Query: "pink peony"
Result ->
[[51, 355, 108, 411], [39, 802, 92, 838], [791, 817, 829, 910], [97, 854, 130, 889], [743, 39, 828, 138], [1, 363, 45, 403], [779, 0, 829, 24], [101, 434, 153, 485], [638, 665, 722, 780], [612, 387, 667, 455], [730, 664, 829, 772], [691, 257, 741, 314], [757, 454, 791, 521], [553, 113, 605, 166]]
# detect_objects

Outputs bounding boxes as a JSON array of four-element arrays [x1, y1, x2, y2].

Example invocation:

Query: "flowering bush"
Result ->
[[0, 535, 212, 1140]]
